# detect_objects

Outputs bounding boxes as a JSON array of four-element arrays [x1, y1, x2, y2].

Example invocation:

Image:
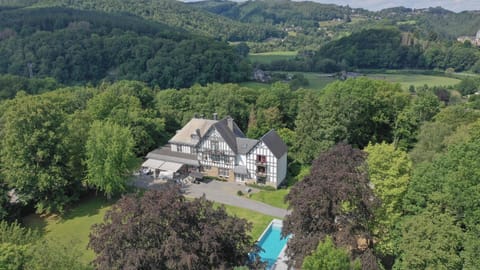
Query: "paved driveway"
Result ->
[[183, 181, 290, 218], [133, 176, 290, 218]]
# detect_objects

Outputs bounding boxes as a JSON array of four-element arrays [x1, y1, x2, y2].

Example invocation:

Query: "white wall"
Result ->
[[236, 154, 247, 166], [246, 141, 277, 184], [276, 153, 287, 187], [197, 128, 235, 169]]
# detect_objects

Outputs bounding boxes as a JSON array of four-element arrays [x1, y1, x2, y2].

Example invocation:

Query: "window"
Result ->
[[219, 168, 229, 177], [211, 154, 221, 162], [257, 155, 267, 163], [176, 145, 183, 152], [211, 140, 219, 151]]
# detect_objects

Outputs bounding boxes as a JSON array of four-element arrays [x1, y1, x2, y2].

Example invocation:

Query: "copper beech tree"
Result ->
[[282, 143, 379, 269], [89, 186, 257, 270]]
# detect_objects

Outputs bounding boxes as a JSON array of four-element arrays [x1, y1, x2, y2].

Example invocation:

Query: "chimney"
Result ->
[[227, 116, 234, 131], [196, 128, 201, 138], [213, 113, 218, 120]]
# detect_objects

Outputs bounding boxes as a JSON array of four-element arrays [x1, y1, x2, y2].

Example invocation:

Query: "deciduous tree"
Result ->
[[364, 142, 411, 258], [89, 186, 255, 270], [302, 236, 361, 270], [85, 120, 137, 199], [0, 95, 79, 213], [283, 144, 379, 269]]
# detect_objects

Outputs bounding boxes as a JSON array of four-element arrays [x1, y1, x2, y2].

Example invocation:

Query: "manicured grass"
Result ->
[[219, 204, 276, 240], [249, 189, 290, 210], [23, 195, 113, 265], [248, 51, 297, 64], [23, 194, 276, 265], [366, 73, 461, 89]]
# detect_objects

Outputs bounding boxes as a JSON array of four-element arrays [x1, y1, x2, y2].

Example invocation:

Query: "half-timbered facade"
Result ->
[[143, 115, 288, 188]]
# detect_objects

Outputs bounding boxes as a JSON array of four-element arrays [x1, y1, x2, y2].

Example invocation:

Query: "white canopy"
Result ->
[[142, 159, 164, 169], [159, 161, 183, 172]]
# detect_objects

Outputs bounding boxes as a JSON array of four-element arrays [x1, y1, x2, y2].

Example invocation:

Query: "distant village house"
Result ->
[[457, 30, 480, 46]]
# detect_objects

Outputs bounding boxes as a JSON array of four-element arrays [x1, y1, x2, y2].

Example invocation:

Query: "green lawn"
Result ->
[[248, 51, 297, 64], [249, 189, 290, 210], [23, 194, 275, 265], [219, 204, 276, 240], [366, 73, 461, 89], [23, 195, 113, 265]]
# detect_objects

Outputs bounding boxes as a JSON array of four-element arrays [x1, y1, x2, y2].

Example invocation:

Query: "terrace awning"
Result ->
[[159, 161, 183, 172], [142, 159, 164, 169]]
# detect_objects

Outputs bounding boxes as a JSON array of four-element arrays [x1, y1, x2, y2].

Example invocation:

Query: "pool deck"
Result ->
[[271, 245, 289, 270], [259, 219, 291, 270]]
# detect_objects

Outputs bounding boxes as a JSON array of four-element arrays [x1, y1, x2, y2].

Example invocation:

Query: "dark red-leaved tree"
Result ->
[[282, 143, 379, 269], [89, 185, 255, 270]]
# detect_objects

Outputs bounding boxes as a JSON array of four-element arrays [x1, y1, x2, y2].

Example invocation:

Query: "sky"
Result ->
[[308, 0, 480, 12], [182, 0, 480, 12]]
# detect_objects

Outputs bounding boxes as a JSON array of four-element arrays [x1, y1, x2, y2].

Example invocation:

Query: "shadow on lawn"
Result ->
[[22, 213, 48, 236], [59, 193, 116, 222], [22, 193, 117, 235]]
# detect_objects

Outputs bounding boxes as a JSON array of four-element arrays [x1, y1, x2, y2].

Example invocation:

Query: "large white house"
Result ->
[[142, 114, 288, 188]]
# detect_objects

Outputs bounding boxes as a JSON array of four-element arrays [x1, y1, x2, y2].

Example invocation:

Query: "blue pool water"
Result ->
[[258, 222, 290, 268]]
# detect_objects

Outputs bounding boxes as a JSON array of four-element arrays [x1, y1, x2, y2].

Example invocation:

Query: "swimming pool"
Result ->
[[257, 219, 290, 269]]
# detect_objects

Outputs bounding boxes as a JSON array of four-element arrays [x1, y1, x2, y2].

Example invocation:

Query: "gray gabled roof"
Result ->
[[260, 130, 288, 158], [169, 118, 217, 146], [236, 137, 258, 155], [212, 117, 245, 153]]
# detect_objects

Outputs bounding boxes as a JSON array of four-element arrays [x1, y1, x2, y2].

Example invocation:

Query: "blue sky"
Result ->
[[182, 0, 480, 12]]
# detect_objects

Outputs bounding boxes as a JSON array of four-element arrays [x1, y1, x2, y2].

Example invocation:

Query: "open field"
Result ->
[[240, 70, 461, 91], [302, 73, 336, 90], [248, 51, 297, 64], [238, 81, 269, 90], [239, 72, 335, 91], [366, 73, 461, 89], [23, 194, 275, 264]]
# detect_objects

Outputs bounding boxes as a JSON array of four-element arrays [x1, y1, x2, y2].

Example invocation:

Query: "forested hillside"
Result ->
[[256, 28, 479, 73], [0, 0, 283, 41], [189, 0, 369, 29], [0, 7, 249, 88]]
